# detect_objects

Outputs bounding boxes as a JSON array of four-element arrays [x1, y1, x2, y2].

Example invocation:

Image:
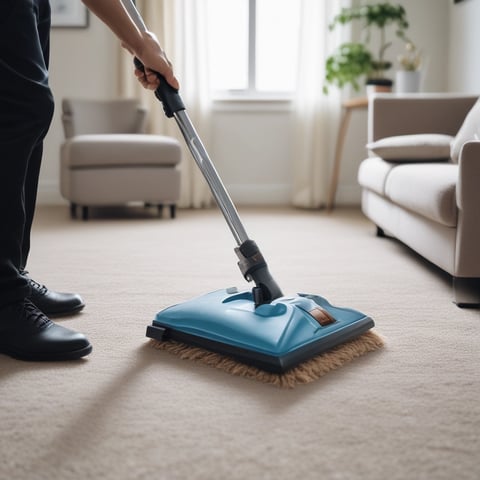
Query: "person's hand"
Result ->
[[133, 65, 164, 91], [81, 0, 179, 89], [123, 31, 179, 90]]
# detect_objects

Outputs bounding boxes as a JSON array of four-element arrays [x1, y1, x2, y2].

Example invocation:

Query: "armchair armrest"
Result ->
[[368, 94, 478, 142], [134, 106, 148, 133]]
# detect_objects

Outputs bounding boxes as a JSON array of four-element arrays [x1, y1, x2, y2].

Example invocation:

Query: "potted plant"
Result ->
[[396, 40, 422, 93], [323, 2, 410, 94]]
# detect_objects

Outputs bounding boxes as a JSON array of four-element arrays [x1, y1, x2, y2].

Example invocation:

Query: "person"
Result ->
[[0, 0, 178, 361]]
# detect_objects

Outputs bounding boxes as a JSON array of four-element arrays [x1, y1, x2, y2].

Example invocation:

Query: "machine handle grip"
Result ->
[[133, 57, 185, 118]]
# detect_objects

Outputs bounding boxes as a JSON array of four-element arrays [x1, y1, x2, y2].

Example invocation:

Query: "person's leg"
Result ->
[[0, 0, 53, 306], [21, 137, 86, 317], [0, 0, 91, 360], [21, 0, 50, 269], [17, 0, 85, 316]]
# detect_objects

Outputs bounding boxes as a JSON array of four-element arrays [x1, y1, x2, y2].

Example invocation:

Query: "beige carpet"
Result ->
[[1, 206, 478, 480]]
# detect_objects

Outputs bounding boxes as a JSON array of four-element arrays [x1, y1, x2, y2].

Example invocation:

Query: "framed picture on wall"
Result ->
[[51, 0, 89, 28]]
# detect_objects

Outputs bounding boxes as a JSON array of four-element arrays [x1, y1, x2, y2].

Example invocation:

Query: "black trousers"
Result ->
[[0, 0, 54, 307]]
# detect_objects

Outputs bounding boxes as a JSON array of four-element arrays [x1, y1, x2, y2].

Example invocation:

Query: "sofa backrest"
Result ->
[[368, 94, 478, 143]]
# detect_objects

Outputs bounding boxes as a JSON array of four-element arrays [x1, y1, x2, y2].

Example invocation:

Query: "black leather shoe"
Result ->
[[21, 271, 85, 317], [0, 299, 92, 361]]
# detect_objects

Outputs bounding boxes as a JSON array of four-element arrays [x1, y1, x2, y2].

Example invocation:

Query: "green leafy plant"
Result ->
[[324, 3, 410, 93], [323, 43, 373, 93]]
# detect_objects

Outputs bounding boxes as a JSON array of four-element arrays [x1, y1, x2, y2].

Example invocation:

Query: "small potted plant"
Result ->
[[323, 2, 410, 94], [396, 41, 422, 93]]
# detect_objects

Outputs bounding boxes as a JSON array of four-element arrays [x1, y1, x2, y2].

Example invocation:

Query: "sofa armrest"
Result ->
[[455, 140, 480, 277], [368, 94, 478, 142], [457, 140, 480, 210]]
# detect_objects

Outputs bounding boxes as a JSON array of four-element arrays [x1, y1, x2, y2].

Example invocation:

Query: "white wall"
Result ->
[[41, 14, 117, 203], [211, 102, 293, 205], [334, 0, 450, 206], [39, 0, 472, 207]]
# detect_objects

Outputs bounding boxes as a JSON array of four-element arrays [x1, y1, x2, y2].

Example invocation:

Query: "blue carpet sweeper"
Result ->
[[123, 0, 375, 374]]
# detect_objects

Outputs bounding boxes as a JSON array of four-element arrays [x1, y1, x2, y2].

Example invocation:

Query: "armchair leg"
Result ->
[[70, 203, 77, 219], [170, 204, 176, 219], [453, 277, 480, 308], [81, 206, 89, 221], [157, 204, 164, 217]]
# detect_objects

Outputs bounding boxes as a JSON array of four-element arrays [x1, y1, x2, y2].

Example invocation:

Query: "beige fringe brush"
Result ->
[[149, 330, 384, 389]]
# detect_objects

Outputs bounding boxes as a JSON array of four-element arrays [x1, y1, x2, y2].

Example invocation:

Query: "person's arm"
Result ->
[[81, 0, 179, 90]]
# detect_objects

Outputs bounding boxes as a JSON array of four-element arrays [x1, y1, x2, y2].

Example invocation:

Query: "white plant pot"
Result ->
[[395, 70, 421, 93]]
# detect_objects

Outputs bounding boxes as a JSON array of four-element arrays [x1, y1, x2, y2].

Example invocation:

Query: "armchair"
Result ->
[[60, 98, 181, 220]]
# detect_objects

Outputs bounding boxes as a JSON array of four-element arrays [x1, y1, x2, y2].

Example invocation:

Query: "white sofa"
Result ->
[[358, 94, 480, 307]]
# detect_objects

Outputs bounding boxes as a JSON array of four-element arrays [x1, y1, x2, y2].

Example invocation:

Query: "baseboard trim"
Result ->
[[225, 184, 291, 206], [37, 181, 362, 207], [37, 181, 65, 206]]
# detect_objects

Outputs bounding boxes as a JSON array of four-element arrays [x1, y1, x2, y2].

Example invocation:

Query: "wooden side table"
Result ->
[[326, 97, 368, 211]]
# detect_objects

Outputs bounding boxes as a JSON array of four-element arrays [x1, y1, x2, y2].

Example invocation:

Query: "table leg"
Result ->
[[326, 106, 353, 211]]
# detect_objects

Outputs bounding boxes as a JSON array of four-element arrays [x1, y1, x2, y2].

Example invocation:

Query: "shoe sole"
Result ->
[[0, 343, 92, 362]]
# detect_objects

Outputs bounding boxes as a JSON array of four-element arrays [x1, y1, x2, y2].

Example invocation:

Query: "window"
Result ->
[[206, 0, 301, 96]]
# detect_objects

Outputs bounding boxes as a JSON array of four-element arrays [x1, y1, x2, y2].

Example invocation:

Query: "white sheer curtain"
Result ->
[[118, 0, 213, 208], [119, 0, 352, 209], [291, 0, 352, 208]]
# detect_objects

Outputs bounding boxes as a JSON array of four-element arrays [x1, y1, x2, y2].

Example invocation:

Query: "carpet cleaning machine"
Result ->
[[123, 0, 375, 373]]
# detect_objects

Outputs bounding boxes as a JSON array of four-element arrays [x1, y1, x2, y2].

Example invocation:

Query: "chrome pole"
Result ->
[[173, 110, 249, 246], [121, 0, 249, 246]]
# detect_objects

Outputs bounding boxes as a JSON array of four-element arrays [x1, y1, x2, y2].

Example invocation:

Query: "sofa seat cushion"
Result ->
[[358, 157, 396, 196], [64, 134, 181, 168], [384, 163, 458, 227]]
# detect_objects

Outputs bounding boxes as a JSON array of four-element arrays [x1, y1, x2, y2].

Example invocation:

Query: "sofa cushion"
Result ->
[[384, 163, 458, 227], [358, 157, 396, 196], [450, 97, 480, 163], [366, 134, 453, 162]]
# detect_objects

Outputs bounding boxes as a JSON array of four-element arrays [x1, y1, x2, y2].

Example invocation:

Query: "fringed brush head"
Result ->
[[149, 331, 384, 388]]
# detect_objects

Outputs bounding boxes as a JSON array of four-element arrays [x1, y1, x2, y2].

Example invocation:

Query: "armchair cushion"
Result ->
[[366, 134, 454, 162], [450, 98, 480, 164], [62, 98, 147, 137], [62, 134, 181, 168]]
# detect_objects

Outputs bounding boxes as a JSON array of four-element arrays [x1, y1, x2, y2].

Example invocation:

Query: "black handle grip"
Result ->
[[134, 57, 185, 118]]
